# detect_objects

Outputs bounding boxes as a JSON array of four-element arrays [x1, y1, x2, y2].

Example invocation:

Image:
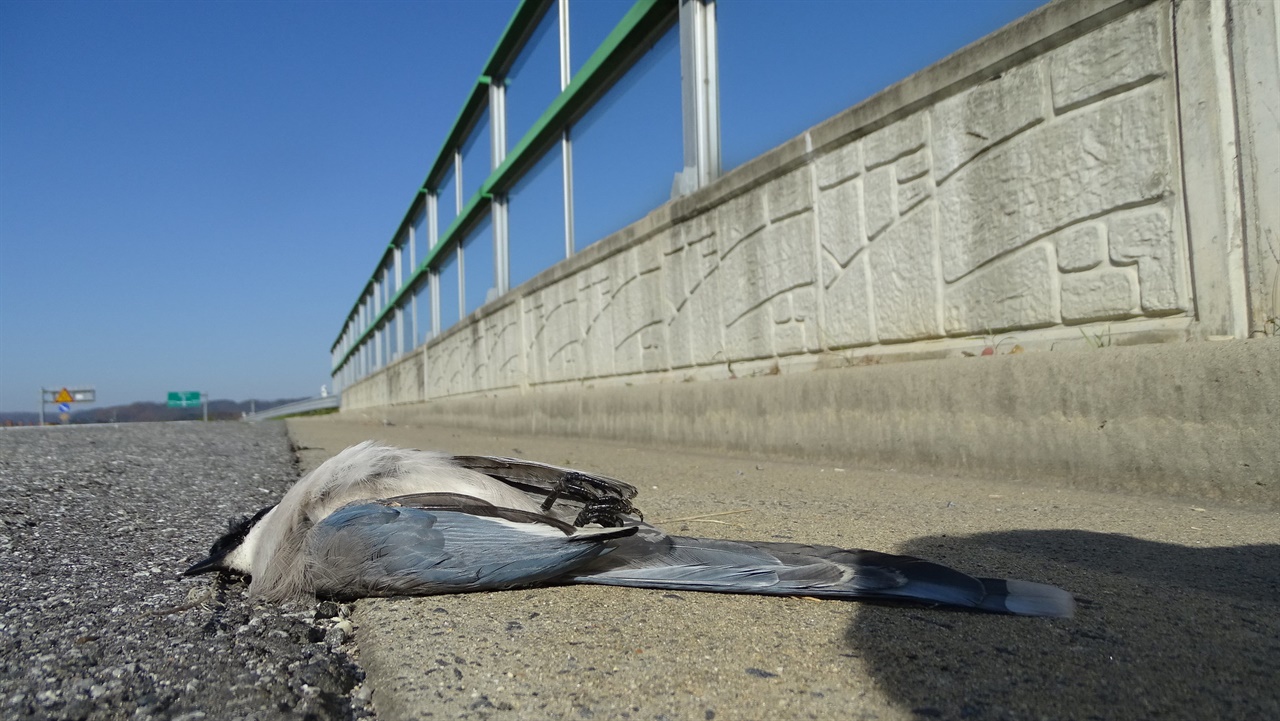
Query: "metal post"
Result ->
[[430, 269, 441, 338], [490, 76, 509, 294], [454, 150, 465, 319], [202, 393, 208, 422], [675, 0, 721, 197], [454, 150, 463, 215], [409, 213, 418, 345], [428, 191, 439, 250], [560, 0, 575, 257], [394, 245, 404, 358], [457, 244, 466, 321], [493, 197, 510, 294], [38, 387, 45, 426], [490, 77, 507, 168]]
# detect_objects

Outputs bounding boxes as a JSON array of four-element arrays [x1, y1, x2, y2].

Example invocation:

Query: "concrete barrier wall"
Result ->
[[342, 348, 423, 410], [357, 337, 1280, 508], [344, 0, 1276, 413]]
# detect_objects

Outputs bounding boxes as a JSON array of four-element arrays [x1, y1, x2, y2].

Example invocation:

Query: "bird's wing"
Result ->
[[451, 455, 642, 527], [452, 455, 639, 501], [303, 494, 636, 600]]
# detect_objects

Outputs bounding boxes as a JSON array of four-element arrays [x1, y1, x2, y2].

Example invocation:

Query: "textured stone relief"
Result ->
[[815, 140, 861, 189], [718, 189, 767, 253], [773, 287, 817, 356], [1061, 268, 1140, 323], [579, 260, 618, 380], [427, 329, 470, 398], [930, 62, 1045, 181], [863, 166, 896, 240], [943, 243, 1058, 334], [818, 178, 864, 266], [664, 225, 724, 369], [1054, 223, 1107, 273], [864, 111, 926, 168], [868, 207, 941, 342], [1108, 204, 1186, 313], [721, 214, 817, 358], [767, 168, 813, 222], [609, 266, 665, 376], [523, 278, 581, 386], [822, 254, 875, 347], [938, 86, 1173, 283], [1047, 4, 1168, 113], [667, 265, 724, 368], [481, 305, 522, 389], [415, 3, 1189, 400], [821, 3, 1180, 347]]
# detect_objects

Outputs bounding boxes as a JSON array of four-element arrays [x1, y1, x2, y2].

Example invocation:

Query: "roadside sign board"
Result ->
[[167, 391, 202, 408], [38, 386, 97, 426], [46, 387, 95, 403]]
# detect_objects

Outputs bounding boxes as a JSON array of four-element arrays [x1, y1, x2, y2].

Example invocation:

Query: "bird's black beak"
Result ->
[[183, 554, 227, 577]]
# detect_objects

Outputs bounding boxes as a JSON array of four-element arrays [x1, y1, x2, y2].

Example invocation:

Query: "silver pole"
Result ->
[[494, 196, 510, 295], [38, 387, 45, 426], [560, 0, 575, 257], [427, 191, 439, 341], [490, 77, 509, 295], [454, 150, 463, 215], [677, 0, 722, 195], [454, 150, 465, 320], [410, 214, 419, 345]]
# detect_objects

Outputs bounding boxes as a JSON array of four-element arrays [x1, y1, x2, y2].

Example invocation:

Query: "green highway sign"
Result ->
[[167, 391, 202, 408]]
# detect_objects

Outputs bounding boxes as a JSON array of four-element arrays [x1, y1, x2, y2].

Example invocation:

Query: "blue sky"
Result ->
[[0, 0, 1043, 413]]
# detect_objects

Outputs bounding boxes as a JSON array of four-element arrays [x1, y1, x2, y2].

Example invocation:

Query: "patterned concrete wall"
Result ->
[[343, 0, 1269, 410]]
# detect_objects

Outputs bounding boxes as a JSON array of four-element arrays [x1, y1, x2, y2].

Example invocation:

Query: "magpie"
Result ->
[[184, 441, 1074, 617]]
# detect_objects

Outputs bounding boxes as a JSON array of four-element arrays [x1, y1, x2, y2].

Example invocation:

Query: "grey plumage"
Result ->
[[185, 441, 1074, 617]]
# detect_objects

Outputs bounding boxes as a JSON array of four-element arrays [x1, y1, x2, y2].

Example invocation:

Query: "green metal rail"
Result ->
[[330, 0, 678, 379]]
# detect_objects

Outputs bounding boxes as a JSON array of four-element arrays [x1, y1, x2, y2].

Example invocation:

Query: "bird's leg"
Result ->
[[572, 498, 641, 527], [540, 471, 640, 526], [538, 488, 562, 513], [540, 471, 598, 512]]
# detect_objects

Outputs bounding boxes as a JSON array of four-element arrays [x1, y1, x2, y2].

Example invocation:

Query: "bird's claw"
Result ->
[[540, 471, 640, 526]]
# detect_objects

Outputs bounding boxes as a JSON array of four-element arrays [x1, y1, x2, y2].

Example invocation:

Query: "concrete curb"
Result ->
[[344, 338, 1278, 509]]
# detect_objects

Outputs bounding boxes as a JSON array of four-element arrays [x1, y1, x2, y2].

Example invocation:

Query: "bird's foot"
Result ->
[[539, 471, 639, 526]]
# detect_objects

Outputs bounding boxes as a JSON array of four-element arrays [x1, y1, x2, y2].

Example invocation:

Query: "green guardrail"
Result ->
[[330, 0, 677, 377]]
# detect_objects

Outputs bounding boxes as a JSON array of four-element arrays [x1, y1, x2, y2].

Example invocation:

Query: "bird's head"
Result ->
[[183, 503, 277, 577]]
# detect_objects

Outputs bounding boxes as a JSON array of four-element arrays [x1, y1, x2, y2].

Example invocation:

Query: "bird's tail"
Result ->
[[568, 529, 1074, 617]]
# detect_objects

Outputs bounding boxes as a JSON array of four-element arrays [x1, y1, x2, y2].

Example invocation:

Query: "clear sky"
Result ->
[[0, 0, 1044, 413]]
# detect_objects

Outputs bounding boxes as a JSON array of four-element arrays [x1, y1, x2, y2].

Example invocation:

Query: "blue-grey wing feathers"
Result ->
[[305, 501, 635, 600]]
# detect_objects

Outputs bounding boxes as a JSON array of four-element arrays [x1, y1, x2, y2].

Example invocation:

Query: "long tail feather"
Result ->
[[570, 531, 1074, 618]]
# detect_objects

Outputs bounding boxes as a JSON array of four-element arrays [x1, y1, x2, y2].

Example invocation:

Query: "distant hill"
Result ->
[[0, 398, 307, 426]]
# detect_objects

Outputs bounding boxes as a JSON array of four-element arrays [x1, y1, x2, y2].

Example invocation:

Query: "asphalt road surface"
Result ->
[[4, 418, 1277, 720], [0, 421, 370, 721]]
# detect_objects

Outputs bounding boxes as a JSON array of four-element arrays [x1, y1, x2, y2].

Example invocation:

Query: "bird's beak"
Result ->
[[183, 554, 226, 576]]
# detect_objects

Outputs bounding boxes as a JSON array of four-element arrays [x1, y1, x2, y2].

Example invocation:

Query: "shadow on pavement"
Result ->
[[846, 531, 1280, 720]]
